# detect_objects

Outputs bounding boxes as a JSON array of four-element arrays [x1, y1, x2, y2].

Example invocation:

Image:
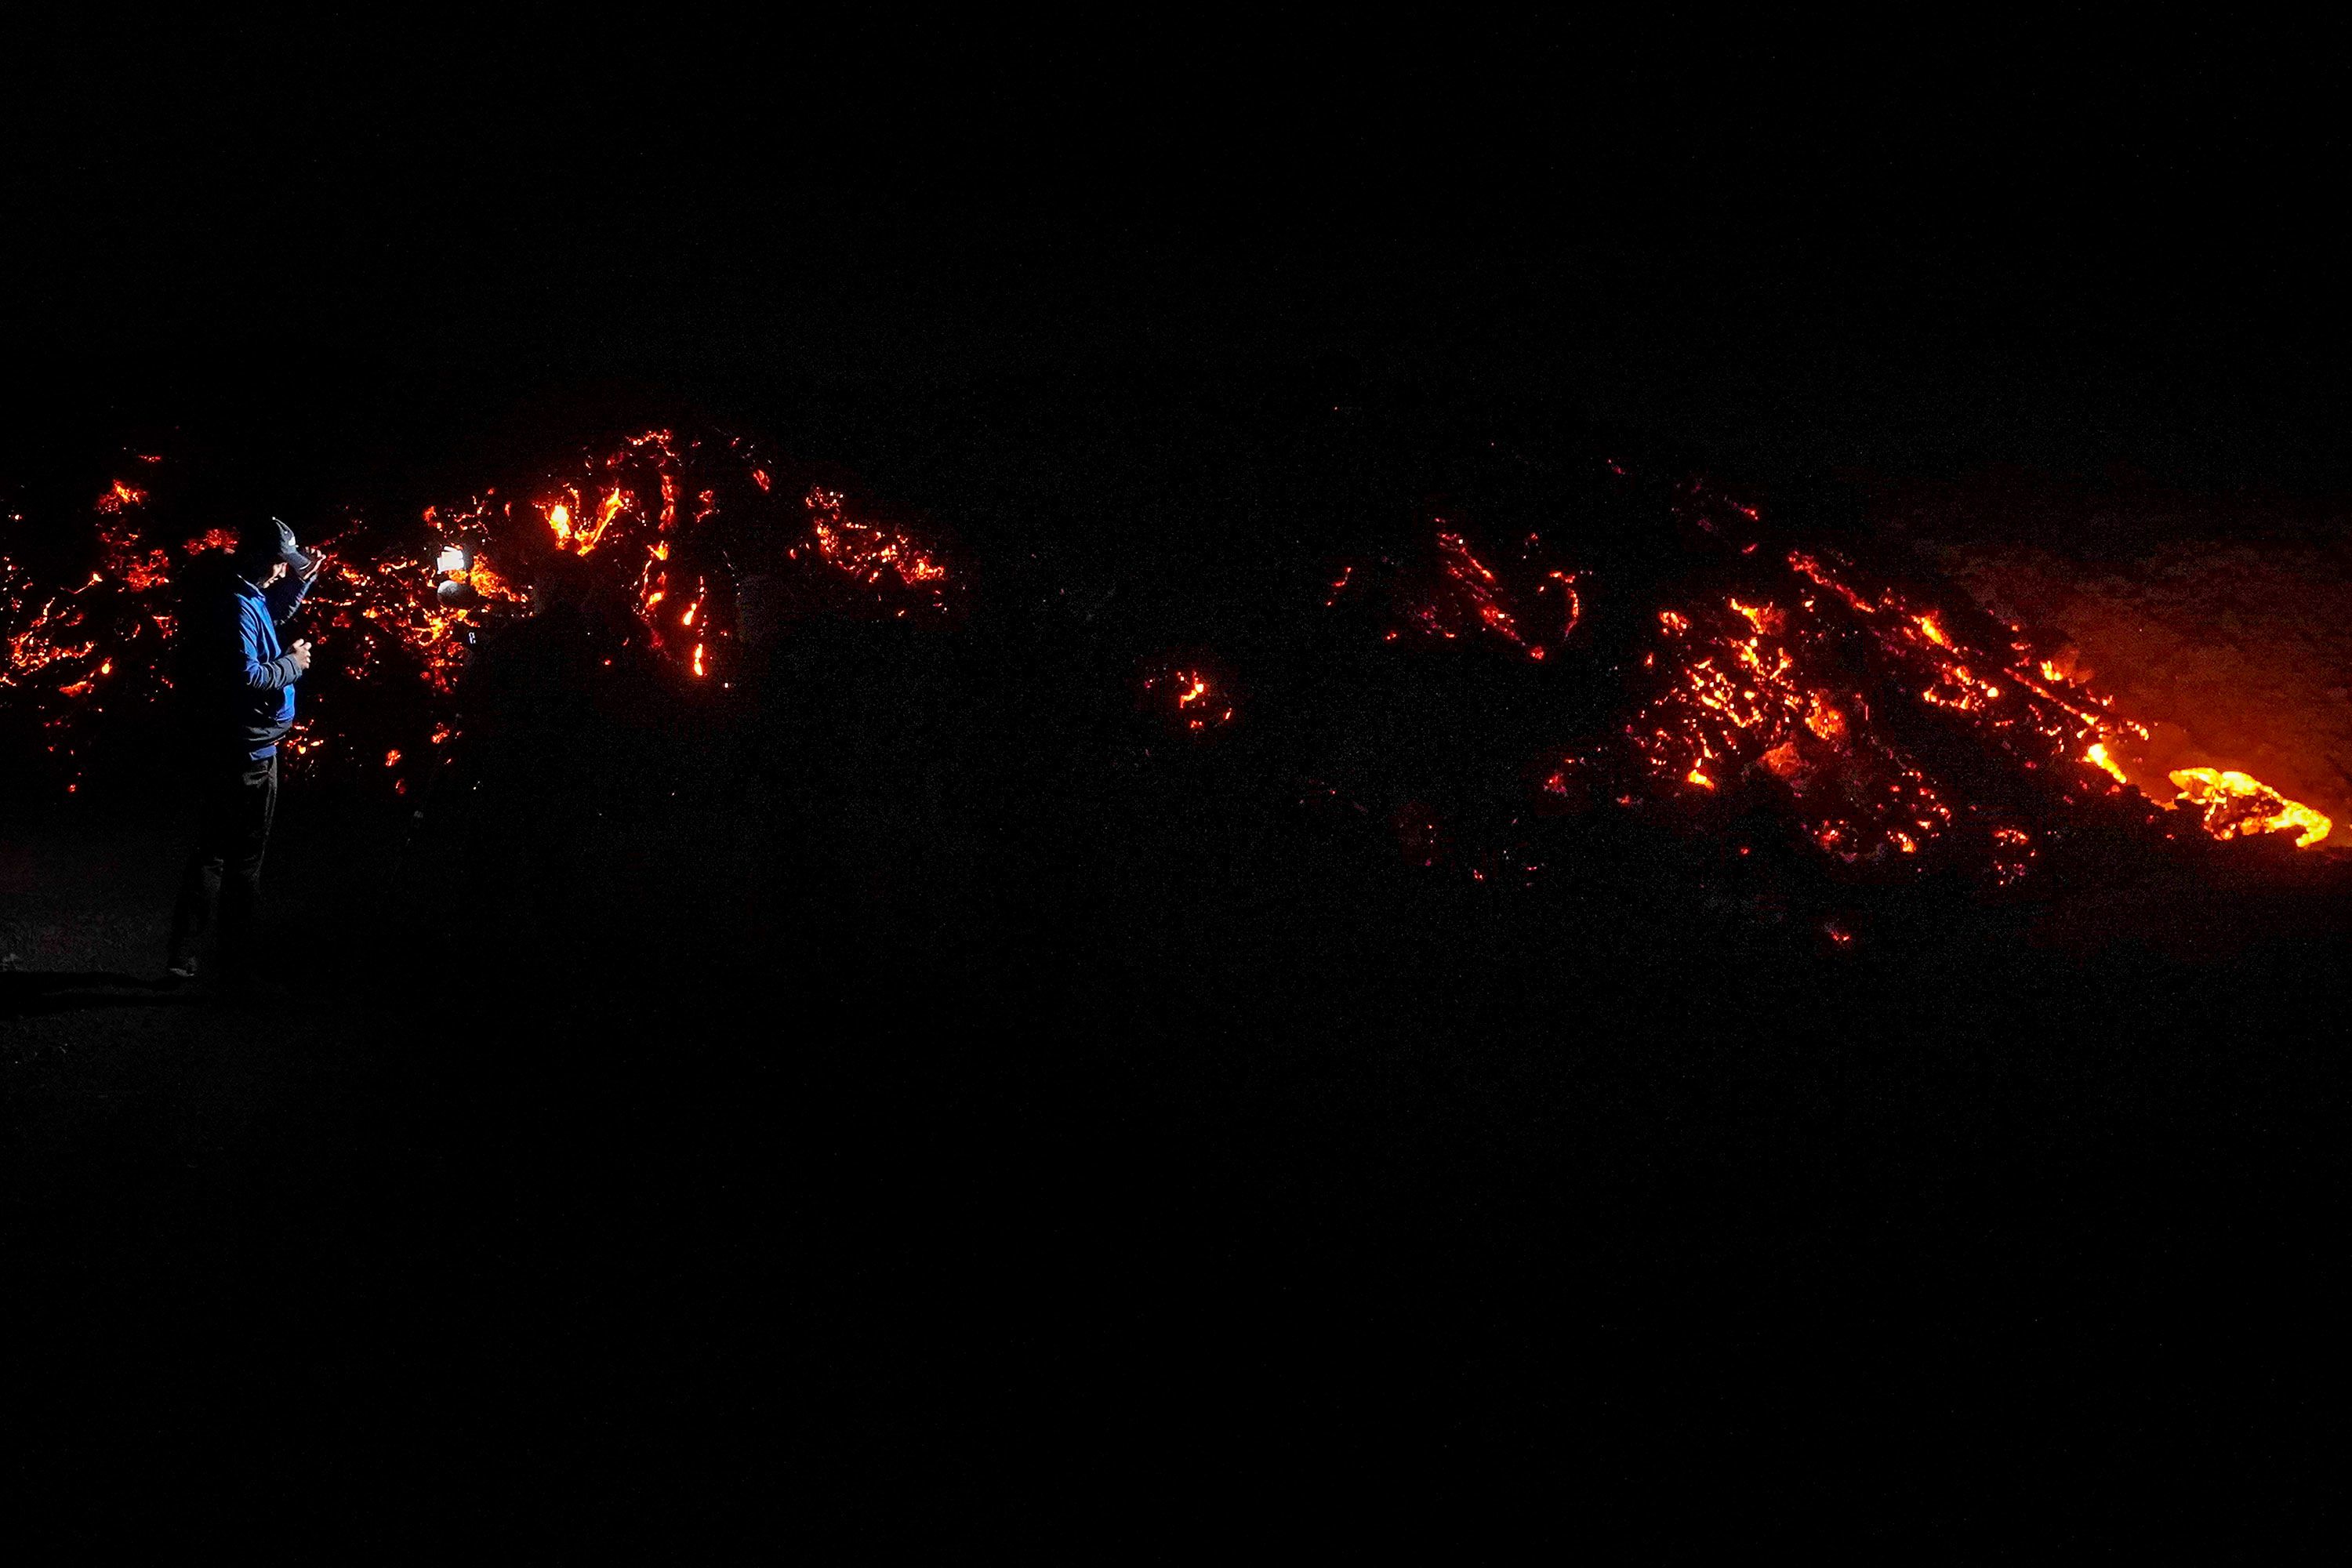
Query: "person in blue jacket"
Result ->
[[165, 517, 322, 984]]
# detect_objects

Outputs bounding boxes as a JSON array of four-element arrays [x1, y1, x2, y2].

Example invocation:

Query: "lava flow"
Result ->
[[1323, 470, 2331, 887], [2168, 767, 2332, 849], [1392, 525, 1582, 660], [1143, 665, 1236, 734], [3, 436, 2328, 877], [1, 432, 951, 793]]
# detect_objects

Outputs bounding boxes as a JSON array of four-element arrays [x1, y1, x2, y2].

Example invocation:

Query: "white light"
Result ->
[[435, 545, 469, 575]]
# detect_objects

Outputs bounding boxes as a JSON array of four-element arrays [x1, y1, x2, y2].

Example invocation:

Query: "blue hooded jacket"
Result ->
[[184, 559, 310, 759]]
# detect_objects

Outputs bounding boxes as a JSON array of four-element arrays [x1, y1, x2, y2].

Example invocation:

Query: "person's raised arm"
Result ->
[[266, 547, 324, 624]]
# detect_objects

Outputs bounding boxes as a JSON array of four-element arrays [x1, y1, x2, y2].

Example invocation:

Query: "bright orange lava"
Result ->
[[2168, 768, 2331, 848]]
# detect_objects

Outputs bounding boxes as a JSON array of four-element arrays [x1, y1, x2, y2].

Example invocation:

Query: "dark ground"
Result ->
[[7, 387, 2348, 1555], [5, 746, 2343, 1554]]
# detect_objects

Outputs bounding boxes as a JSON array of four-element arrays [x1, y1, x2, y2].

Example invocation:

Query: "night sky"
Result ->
[[11, 19, 2352, 492]]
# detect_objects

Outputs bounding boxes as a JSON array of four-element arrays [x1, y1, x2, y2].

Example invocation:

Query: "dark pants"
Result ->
[[168, 750, 279, 975]]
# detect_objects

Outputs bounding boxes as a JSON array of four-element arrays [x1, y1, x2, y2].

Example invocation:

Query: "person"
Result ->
[[164, 517, 323, 985]]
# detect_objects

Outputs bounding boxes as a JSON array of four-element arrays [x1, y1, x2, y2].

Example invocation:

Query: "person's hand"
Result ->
[[299, 549, 326, 585], [289, 638, 314, 674]]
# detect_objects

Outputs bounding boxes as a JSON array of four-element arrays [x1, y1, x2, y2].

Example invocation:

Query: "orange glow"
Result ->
[[804, 487, 949, 592], [0, 426, 942, 798], [466, 557, 524, 604], [1436, 529, 1498, 586], [20, 423, 2338, 875], [1548, 570, 1583, 643], [1390, 528, 1576, 659], [1787, 550, 1877, 615], [1803, 691, 1846, 743], [102, 528, 172, 592], [586, 488, 626, 551], [93, 480, 147, 514], [1145, 666, 1233, 732], [2167, 768, 2331, 848], [1570, 520, 2062, 868], [541, 484, 634, 557]]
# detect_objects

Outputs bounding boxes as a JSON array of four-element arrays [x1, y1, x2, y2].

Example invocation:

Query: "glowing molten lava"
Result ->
[[2168, 768, 2332, 848], [802, 487, 948, 590], [93, 480, 147, 514], [1367, 524, 1583, 659], [1, 428, 949, 790], [1326, 481, 2340, 883], [1144, 665, 1235, 733]]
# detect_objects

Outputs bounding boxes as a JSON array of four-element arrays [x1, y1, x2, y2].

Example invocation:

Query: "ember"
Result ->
[[1318, 472, 2338, 894], [801, 487, 949, 593], [0, 430, 951, 793], [1377, 524, 1583, 659], [1143, 665, 1235, 734], [0, 431, 2326, 880]]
